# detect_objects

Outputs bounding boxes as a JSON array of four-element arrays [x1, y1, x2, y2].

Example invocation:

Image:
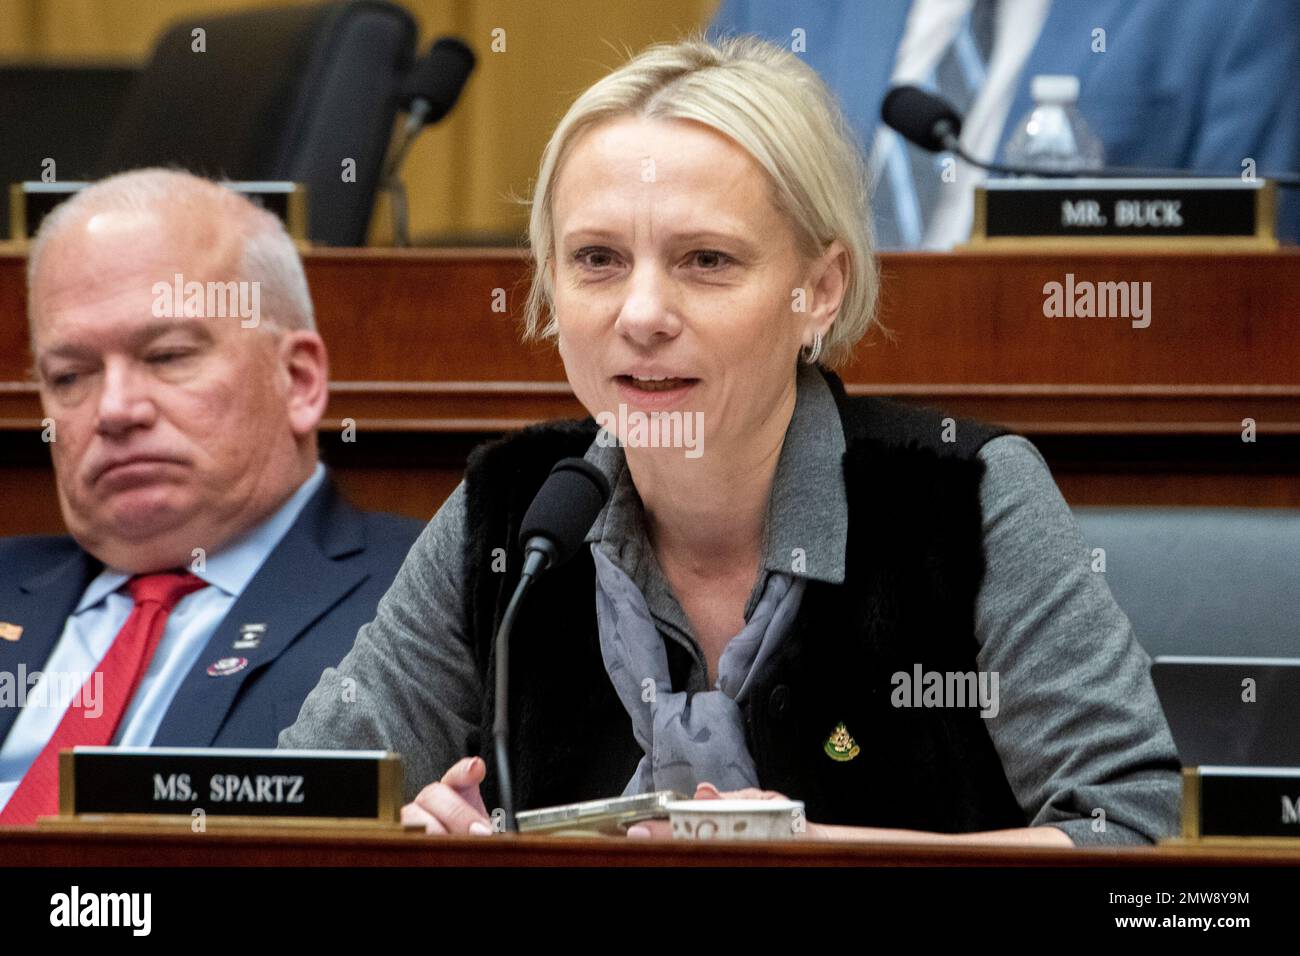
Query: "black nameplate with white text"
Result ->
[[974, 178, 1273, 242], [58, 747, 402, 822], [1184, 766, 1300, 839]]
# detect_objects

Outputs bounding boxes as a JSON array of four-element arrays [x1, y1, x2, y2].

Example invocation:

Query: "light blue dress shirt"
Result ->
[[0, 463, 325, 812]]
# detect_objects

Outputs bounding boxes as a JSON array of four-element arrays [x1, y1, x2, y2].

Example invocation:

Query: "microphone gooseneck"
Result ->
[[383, 37, 477, 246], [492, 457, 610, 831], [881, 83, 1300, 186]]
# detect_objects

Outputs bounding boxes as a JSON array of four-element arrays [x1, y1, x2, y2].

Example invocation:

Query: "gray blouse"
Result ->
[[280, 364, 1182, 845]]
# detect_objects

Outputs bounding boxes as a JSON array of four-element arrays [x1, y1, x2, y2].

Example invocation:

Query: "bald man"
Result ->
[[0, 169, 422, 824]]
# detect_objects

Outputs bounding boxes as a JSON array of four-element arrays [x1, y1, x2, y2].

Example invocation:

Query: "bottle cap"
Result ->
[[1031, 74, 1080, 104]]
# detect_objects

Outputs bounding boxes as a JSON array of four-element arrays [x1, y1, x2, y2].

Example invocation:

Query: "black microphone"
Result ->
[[517, 458, 611, 578], [883, 83, 1080, 178], [881, 84, 964, 154], [881, 83, 1300, 186], [400, 37, 476, 128], [492, 458, 610, 831], [382, 37, 477, 245]]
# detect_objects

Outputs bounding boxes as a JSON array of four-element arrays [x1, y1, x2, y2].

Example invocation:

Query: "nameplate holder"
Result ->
[[1181, 766, 1300, 841], [969, 177, 1276, 249], [9, 180, 309, 244], [51, 747, 402, 829]]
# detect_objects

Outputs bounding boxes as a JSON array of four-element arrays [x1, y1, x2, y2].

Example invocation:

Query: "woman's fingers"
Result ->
[[626, 819, 673, 839], [425, 781, 491, 833], [401, 757, 494, 835], [400, 798, 449, 835], [441, 755, 485, 788], [441, 756, 491, 818]]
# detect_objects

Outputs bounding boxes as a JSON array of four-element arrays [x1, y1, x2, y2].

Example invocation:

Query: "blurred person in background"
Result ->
[[710, 0, 1300, 247]]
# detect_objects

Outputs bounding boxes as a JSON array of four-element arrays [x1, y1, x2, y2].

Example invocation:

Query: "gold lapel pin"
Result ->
[[0, 622, 22, 642], [823, 721, 860, 762]]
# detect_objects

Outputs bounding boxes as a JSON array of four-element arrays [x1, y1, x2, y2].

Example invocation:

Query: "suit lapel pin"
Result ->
[[206, 656, 249, 677], [232, 623, 265, 650], [823, 721, 860, 762], [0, 622, 22, 642]]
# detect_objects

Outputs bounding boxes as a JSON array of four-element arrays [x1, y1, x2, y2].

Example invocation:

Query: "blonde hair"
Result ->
[[522, 31, 879, 368]]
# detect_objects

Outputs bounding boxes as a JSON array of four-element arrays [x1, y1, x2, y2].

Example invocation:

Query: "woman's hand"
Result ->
[[400, 756, 495, 835], [625, 781, 827, 839]]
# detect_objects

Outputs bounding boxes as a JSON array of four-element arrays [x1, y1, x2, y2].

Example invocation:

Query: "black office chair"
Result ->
[[0, 64, 139, 237], [94, 0, 416, 246]]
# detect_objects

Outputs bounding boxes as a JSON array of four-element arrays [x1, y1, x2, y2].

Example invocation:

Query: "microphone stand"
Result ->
[[491, 543, 554, 832], [938, 124, 1300, 186], [379, 98, 431, 248]]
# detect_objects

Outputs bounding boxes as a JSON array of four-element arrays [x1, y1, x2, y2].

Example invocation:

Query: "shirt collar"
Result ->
[[761, 363, 848, 584], [73, 461, 328, 614], [582, 363, 848, 586]]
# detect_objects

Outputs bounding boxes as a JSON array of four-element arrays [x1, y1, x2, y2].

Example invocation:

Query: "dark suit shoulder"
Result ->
[[358, 509, 423, 541], [356, 509, 424, 558]]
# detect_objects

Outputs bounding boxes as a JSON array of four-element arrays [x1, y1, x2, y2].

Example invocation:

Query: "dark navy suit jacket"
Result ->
[[0, 476, 422, 749], [711, 0, 1300, 242]]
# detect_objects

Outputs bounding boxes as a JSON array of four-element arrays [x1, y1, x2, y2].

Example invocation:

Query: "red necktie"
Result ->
[[0, 571, 207, 825]]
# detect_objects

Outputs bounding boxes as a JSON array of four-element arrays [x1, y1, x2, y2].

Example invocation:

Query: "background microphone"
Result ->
[[400, 37, 477, 129], [493, 457, 611, 831], [382, 37, 477, 246], [883, 83, 1081, 177], [880, 83, 1300, 186], [881, 84, 965, 155]]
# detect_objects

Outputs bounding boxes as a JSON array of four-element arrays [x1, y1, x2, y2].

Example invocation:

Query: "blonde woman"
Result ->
[[282, 34, 1180, 845]]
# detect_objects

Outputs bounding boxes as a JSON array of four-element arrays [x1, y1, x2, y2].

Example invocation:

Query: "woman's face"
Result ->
[[549, 115, 842, 461]]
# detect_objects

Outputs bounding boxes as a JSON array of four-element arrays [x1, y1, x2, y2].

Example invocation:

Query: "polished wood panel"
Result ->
[[4, 247, 1299, 534], [4, 824, 1299, 867], [8, 246, 1300, 429]]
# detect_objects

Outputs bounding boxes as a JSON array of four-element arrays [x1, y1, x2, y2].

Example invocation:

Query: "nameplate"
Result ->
[[56, 747, 402, 824], [8, 180, 309, 242], [970, 178, 1275, 246], [1182, 766, 1300, 839]]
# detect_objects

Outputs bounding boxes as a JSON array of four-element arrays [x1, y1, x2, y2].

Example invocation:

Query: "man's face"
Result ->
[[548, 115, 833, 462], [30, 208, 317, 572]]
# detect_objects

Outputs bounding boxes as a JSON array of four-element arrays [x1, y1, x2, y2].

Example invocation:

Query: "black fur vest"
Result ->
[[461, 369, 1027, 832]]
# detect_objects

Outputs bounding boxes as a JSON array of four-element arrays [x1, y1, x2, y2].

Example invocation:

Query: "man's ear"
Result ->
[[802, 239, 849, 344], [278, 330, 329, 437]]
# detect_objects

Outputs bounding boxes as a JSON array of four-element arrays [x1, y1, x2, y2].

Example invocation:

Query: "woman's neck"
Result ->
[[627, 383, 798, 575]]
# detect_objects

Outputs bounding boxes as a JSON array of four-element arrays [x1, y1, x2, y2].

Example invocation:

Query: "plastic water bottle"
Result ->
[[1003, 75, 1105, 173]]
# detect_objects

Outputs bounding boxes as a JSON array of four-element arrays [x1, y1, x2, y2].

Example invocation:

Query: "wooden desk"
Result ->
[[4, 823, 1299, 867], [6, 825, 1286, 934], [3, 247, 1299, 534]]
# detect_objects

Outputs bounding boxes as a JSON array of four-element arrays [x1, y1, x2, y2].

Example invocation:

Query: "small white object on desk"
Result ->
[[667, 799, 805, 841]]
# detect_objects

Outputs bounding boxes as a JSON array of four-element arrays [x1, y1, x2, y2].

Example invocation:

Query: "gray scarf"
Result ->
[[592, 544, 807, 795]]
